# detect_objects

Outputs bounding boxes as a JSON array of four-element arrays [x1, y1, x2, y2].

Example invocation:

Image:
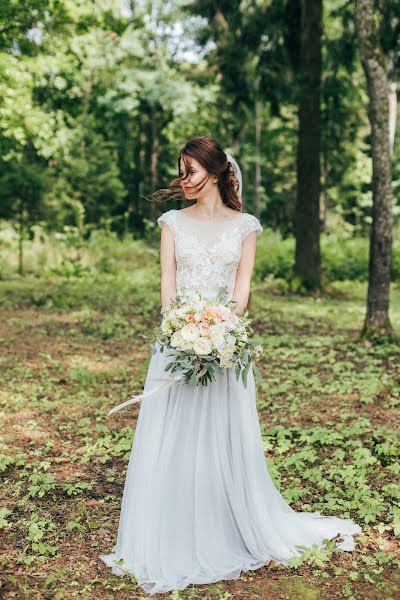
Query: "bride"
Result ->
[[101, 136, 361, 596]]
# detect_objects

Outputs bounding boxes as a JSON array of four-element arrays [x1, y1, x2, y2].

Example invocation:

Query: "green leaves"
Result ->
[[241, 356, 251, 388], [0, 508, 12, 529], [27, 473, 56, 499], [62, 481, 94, 496], [163, 346, 221, 386], [252, 362, 263, 384], [288, 540, 337, 569]]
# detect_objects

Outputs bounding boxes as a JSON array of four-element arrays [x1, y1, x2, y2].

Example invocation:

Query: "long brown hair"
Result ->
[[152, 136, 242, 211]]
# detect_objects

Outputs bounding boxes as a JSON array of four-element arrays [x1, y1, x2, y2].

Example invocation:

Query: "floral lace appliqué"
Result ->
[[157, 210, 262, 301]]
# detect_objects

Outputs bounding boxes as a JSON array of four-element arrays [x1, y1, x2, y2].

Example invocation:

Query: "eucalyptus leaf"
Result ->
[[252, 363, 263, 384], [189, 373, 198, 385]]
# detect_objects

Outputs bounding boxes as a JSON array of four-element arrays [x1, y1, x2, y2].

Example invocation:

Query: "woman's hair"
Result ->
[[152, 136, 242, 211]]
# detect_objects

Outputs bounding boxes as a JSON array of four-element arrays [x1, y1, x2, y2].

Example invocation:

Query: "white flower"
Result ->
[[170, 331, 184, 347], [180, 323, 201, 342], [207, 324, 225, 348], [209, 323, 226, 337], [218, 306, 231, 319], [161, 319, 174, 335], [166, 308, 178, 320], [219, 348, 236, 368], [176, 307, 190, 318], [218, 344, 235, 359], [193, 337, 212, 355], [179, 339, 193, 351], [225, 343, 237, 355], [220, 358, 236, 368], [254, 344, 263, 357], [211, 335, 225, 350]]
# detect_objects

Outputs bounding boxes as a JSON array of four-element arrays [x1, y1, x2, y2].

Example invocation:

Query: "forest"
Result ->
[[0, 1, 399, 599]]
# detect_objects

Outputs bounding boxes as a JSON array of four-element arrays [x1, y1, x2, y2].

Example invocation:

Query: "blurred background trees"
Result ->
[[0, 0, 399, 333]]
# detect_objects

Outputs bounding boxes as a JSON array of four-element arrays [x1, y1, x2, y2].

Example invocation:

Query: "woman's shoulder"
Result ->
[[156, 209, 179, 234], [239, 213, 263, 239], [157, 208, 178, 222], [158, 208, 179, 218]]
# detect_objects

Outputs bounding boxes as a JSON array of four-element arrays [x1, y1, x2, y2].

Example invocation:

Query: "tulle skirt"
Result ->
[[100, 342, 361, 596]]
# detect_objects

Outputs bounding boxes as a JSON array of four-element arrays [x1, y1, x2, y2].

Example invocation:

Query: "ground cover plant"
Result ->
[[0, 232, 399, 599]]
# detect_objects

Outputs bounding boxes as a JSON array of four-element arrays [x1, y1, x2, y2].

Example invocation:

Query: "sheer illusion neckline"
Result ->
[[178, 209, 244, 224]]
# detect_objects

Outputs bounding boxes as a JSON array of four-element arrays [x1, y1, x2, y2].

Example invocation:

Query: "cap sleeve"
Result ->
[[157, 210, 177, 238], [240, 214, 263, 242]]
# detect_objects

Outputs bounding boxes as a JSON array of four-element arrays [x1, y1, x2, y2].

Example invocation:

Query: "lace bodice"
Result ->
[[157, 209, 263, 302]]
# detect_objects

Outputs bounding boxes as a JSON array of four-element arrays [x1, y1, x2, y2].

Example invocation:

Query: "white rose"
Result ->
[[209, 323, 226, 337], [180, 323, 201, 342], [170, 331, 184, 347], [193, 337, 212, 355], [210, 334, 225, 350], [176, 341, 191, 352]]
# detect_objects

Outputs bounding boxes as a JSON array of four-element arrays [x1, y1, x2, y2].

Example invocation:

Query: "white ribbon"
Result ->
[[107, 373, 185, 417]]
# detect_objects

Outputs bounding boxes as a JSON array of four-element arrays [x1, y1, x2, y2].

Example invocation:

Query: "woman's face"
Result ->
[[179, 155, 216, 199]]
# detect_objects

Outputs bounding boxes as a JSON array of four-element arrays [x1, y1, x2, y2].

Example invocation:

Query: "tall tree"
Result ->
[[354, 0, 394, 338], [379, 0, 400, 156], [0, 151, 49, 275], [293, 0, 323, 291]]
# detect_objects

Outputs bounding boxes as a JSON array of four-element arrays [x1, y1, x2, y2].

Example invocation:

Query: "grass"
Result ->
[[0, 257, 399, 599]]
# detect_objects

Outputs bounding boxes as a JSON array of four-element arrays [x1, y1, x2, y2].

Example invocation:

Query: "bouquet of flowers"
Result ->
[[147, 289, 263, 388], [106, 288, 264, 416]]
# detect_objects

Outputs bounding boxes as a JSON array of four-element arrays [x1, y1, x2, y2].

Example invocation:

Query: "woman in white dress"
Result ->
[[101, 136, 361, 596]]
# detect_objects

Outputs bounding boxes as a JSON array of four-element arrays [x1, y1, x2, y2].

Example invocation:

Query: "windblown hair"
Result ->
[[152, 136, 242, 211]]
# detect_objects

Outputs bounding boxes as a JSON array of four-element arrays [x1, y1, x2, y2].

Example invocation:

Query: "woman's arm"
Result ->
[[231, 231, 258, 315], [159, 223, 177, 309]]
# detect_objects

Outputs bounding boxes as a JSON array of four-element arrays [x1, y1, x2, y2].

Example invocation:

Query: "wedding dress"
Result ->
[[100, 209, 361, 596]]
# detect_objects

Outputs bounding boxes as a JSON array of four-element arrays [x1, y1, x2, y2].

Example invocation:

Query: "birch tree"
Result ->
[[354, 0, 394, 338]]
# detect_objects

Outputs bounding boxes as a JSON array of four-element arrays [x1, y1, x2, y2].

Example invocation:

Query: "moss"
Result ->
[[268, 575, 321, 600]]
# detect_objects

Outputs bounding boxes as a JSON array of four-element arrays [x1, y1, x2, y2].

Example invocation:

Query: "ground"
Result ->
[[0, 275, 399, 599]]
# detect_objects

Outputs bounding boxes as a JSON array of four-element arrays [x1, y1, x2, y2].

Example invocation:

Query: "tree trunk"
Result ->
[[387, 55, 397, 156], [254, 95, 262, 220], [236, 119, 247, 211], [293, 0, 322, 291], [80, 77, 92, 159], [320, 150, 329, 233], [354, 0, 394, 338], [129, 120, 141, 235], [17, 201, 24, 276], [150, 105, 159, 221], [139, 122, 147, 222]]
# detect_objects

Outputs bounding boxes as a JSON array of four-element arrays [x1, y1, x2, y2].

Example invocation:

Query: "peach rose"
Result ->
[[201, 309, 222, 323], [199, 323, 211, 337]]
